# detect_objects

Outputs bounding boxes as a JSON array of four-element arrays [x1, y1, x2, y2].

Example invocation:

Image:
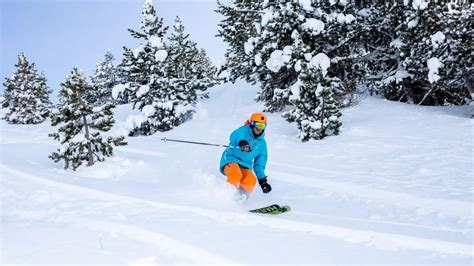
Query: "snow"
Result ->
[[344, 14, 356, 24], [126, 114, 148, 129], [408, 18, 419, 28], [336, 13, 356, 24], [430, 31, 446, 49], [390, 38, 405, 49], [302, 18, 324, 35], [141, 104, 156, 116], [149, 35, 163, 48], [383, 68, 412, 84], [254, 54, 262, 66], [358, 8, 372, 17], [261, 9, 274, 27], [427, 57, 443, 83], [136, 84, 150, 98], [155, 49, 168, 62], [339, 0, 349, 6], [133, 45, 144, 58], [244, 39, 254, 55], [112, 83, 128, 100], [1, 82, 473, 265], [412, 0, 428, 10], [298, 0, 314, 12], [294, 59, 302, 72], [265, 50, 285, 72], [310, 53, 331, 77], [289, 79, 303, 101]]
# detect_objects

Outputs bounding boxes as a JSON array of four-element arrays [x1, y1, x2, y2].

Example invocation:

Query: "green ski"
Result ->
[[249, 204, 291, 215]]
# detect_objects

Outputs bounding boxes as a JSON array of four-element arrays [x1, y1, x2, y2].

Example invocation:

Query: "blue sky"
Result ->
[[1, 0, 226, 100]]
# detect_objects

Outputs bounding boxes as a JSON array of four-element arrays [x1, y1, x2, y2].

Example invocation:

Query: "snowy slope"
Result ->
[[1, 81, 473, 265]]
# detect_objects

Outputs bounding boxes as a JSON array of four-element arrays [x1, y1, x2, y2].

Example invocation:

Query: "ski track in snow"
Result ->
[[291, 210, 470, 235], [115, 146, 169, 158], [2, 164, 472, 258], [269, 169, 472, 219], [57, 218, 236, 264], [1, 164, 236, 264]]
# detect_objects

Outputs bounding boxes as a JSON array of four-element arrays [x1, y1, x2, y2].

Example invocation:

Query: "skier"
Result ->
[[220, 112, 272, 200]]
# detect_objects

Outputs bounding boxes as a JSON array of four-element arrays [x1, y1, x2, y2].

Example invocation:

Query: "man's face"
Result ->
[[253, 127, 263, 135]]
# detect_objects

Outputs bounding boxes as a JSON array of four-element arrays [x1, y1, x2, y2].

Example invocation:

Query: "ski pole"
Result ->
[[161, 137, 236, 148]]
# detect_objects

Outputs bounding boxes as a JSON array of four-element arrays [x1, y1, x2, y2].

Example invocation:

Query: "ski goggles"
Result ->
[[251, 121, 267, 130]]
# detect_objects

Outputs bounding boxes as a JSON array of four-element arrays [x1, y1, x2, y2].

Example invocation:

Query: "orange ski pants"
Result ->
[[223, 162, 257, 193]]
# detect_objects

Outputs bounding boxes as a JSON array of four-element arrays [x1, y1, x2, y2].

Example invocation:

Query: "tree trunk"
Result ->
[[82, 114, 94, 166]]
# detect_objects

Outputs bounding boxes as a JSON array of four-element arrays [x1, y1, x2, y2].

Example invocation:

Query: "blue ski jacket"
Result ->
[[219, 125, 268, 179]]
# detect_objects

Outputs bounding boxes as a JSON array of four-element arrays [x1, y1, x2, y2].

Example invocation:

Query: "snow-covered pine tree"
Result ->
[[117, 0, 168, 107], [361, 2, 409, 99], [216, 0, 263, 83], [228, 0, 363, 111], [283, 64, 342, 141], [167, 16, 218, 105], [248, 0, 304, 112], [2, 52, 52, 124], [376, 1, 471, 105], [396, 1, 445, 104], [321, 0, 368, 106], [428, 2, 472, 105], [194, 48, 220, 99], [49, 68, 126, 170], [87, 50, 119, 106], [115, 47, 139, 104], [118, 0, 193, 136], [284, 57, 342, 142]]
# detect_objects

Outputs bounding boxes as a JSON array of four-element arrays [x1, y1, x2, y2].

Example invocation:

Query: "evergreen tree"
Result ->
[[49, 68, 126, 170], [194, 48, 220, 99], [322, 0, 368, 106], [167, 16, 219, 104], [248, 0, 305, 111], [2, 52, 52, 124], [117, 0, 168, 106], [219, 0, 364, 111], [429, 2, 472, 105], [88, 50, 119, 106], [118, 0, 195, 136], [115, 47, 139, 104], [284, 65, 342, 142], [369, 1, 471, 105], [362, 2, 409, 99], [216, 0, 263, 83]]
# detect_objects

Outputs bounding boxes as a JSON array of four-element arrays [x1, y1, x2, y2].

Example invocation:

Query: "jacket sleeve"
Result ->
[[253, 141, 268, 179]]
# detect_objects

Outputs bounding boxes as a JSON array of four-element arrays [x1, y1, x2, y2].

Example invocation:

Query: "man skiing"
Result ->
[[220, 112, 272, 200]]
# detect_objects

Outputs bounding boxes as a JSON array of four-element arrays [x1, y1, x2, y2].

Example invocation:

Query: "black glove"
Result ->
[[238, 140, 252, 152], [258, 177, 272, 193]]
